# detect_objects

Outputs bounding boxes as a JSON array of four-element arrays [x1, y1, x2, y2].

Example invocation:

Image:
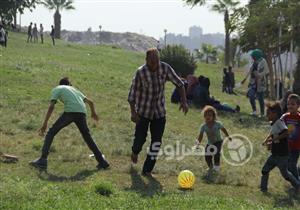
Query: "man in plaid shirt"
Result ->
[[128, 48, 189, 176]]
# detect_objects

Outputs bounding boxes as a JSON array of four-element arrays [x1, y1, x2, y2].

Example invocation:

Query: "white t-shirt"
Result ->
[[270, 119, 287, 138]]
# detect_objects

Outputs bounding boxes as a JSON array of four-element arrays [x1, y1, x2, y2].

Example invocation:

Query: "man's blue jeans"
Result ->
[[288, 150, 300, 180], [249, 91, 265, 115], [261, 155, 300, 191]]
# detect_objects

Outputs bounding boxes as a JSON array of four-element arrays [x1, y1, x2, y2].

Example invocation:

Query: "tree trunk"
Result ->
[[266, 51, 275, 99], [224, 10, 230, 66], [13, 11, 17, 27], [54, 10, 61, 39], [293, 49, 300, 95]]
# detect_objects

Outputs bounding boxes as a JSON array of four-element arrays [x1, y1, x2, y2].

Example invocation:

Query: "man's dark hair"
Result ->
[[59, 77, 71, 85]]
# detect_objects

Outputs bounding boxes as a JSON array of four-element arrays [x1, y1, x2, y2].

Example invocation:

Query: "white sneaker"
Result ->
[[213, 165, 220, 172], [250, 111, 257, 116]]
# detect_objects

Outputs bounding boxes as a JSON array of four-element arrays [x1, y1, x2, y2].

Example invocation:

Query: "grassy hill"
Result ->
[[0, 32, 299, 210]]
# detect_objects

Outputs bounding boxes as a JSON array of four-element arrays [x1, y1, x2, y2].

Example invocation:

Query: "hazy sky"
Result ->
[[22, 0, 249, 39]]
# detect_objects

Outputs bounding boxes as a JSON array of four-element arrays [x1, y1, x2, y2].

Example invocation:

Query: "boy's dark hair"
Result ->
[[288, 94, 300, 105], [59, 77, 71, 85], [198, 75, 205, 83], [266, 101, 282, 118]]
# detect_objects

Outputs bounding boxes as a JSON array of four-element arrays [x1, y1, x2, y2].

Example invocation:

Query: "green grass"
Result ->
[[0, 32, 299, 210]]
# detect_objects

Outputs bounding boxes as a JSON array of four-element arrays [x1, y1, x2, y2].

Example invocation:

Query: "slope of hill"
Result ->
[[0, 32, 299, 210], [61, 30, 158, 52]]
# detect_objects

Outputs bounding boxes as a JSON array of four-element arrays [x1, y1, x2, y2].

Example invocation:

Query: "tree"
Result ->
[[0, 0, 37, 26], [160, 45, 197, 77], [237, 0, 300, 98], [184, 0, 239, 66], [200, 43, 218, 64], [294, 48, 300, 95], [41, 0, 75, 38]]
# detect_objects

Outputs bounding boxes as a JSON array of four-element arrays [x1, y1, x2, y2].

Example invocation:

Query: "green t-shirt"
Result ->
[[200, 121, 224, 145], [50, 85, 87, 114]]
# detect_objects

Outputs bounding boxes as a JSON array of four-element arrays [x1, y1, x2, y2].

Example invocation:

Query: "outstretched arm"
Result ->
[[129, 101, 140, 123], [197, 132, 204, 144], [221, 127, 232, 141], [262, 134, 272, 146], [39, 101, 56, 136], [84, 97, 99, 121], [178, 86, 189, 114], [272, 130, 289, 143], [241, 70, 250, 84]]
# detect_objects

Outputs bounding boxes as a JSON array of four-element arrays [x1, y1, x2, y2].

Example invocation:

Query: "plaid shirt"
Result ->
[[128, 62, 184, 119]]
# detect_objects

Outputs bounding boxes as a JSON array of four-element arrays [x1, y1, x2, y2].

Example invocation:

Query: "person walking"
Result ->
[[128, 48, 188, 176]]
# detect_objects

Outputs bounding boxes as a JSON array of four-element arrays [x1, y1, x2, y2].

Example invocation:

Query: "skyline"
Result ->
[[22, 0, 249, 39]]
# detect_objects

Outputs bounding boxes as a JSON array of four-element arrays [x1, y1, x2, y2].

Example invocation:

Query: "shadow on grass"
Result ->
[[125, 166, 164, 197], [37, 169, 98, 182], [272, 188, 300, 209]]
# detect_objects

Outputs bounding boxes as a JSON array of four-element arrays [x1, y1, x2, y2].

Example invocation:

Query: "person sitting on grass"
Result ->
[[29, 77, 109, 170], [261, 102, 300, 193], [195, 106, 232, 173]]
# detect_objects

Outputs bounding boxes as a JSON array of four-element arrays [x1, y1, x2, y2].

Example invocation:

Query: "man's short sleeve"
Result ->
[[76, 89, 86, 100], [276, 119, 288, 133], [50, 87, 60, 102]]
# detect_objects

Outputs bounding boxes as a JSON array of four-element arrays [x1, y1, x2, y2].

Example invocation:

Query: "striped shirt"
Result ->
[[128, 62, 184, 120]]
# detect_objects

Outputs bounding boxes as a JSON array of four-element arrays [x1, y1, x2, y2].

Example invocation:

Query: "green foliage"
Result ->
[[183, 0, 240, 65], [40, 0, 75, 38], [200, 43, 218, 64], [160, 45, 197, 77], [0, 0, 37, 24], [293, 48, 300, 95], [95, 182, 115, 197]]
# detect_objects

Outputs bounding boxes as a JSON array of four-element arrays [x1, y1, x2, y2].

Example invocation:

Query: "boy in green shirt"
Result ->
[[30, 77, 109, 170]]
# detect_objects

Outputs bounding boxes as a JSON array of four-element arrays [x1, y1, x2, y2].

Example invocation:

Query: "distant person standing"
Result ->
[[242, 49, 269, 117], [222, 68, 229, 93], [33, 23, 38, 43], [50, 25, 55, 46], [40, 24, 44, 44], [228, 66, 235, 94], [0, 24, 7, 47], [27, 22, 33, 43]]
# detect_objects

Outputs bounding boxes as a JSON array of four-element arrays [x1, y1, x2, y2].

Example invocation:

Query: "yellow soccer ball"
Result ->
[[178, 170, 195, 189]]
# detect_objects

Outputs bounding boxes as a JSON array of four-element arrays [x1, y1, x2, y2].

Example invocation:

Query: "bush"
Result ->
[[95, 182, 115, 197], [160, 45, 197, 77]]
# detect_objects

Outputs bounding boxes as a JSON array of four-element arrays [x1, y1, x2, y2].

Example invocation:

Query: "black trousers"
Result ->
[[41, 112, 105, 164], [205, 141, 223, 168], [132, 116, 166, 173]]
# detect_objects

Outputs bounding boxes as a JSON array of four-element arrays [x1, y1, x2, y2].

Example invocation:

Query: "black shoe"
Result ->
[[97, 160, 110, 170], [29, 158, 47, 170]]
